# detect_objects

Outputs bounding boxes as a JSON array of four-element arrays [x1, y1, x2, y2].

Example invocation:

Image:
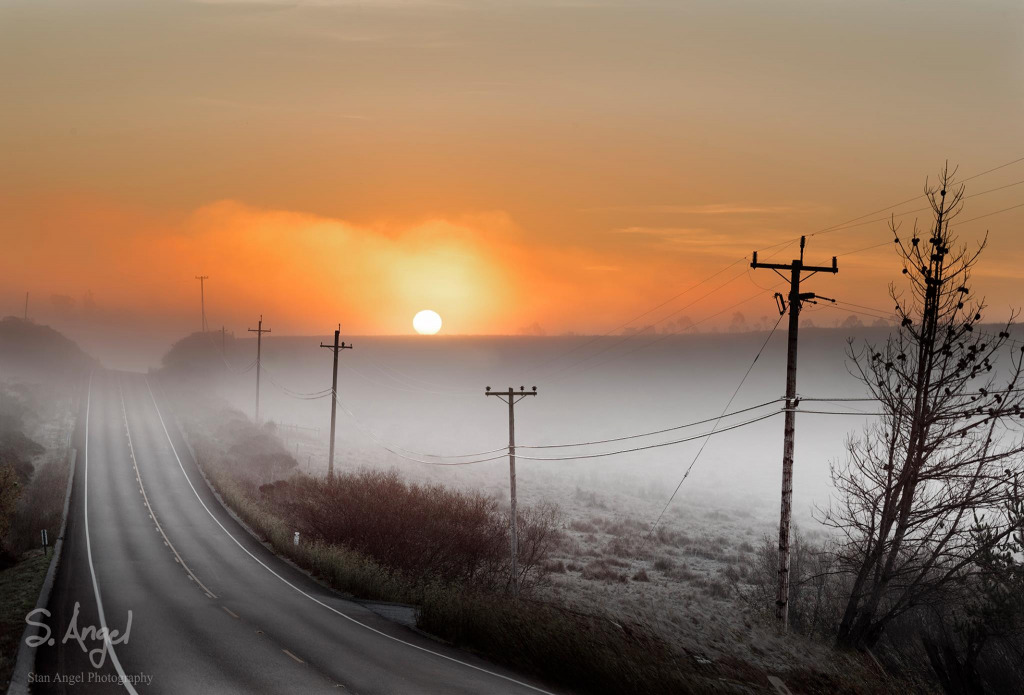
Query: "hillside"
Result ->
[[0, 316, 96, 382]]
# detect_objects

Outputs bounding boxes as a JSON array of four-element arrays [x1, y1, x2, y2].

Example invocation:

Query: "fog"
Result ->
[[172, 324, 1000, 525], [10, 313, 1021, 529]]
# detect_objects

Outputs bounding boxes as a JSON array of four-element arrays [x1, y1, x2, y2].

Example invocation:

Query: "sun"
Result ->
[[413, 309, 442, 335]]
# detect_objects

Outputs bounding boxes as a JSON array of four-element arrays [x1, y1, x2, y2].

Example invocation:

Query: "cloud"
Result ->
[[1, 195, 786, 336]]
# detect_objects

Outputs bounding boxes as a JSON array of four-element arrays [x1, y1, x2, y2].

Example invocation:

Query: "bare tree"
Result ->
[[819, 164, 1024, 650]]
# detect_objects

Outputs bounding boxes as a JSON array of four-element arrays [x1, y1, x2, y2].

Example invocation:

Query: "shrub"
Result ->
[[581, 559, 628, 583], [418, 588, 704, 695], [653, 557, 674, 572], [543, 559, 567, 574], [5, 457, 69, 561], [743, 531, 845, 637], [258, 470, 560, 592]]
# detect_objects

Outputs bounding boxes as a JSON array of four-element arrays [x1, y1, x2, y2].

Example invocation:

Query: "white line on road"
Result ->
[[118, 377, 217, 599], [143, 376, 556, 695], [83, 372, 139, 695]]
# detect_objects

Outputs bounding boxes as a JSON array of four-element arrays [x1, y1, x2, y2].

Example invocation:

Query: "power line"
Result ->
[[331, 393, 509, 464], [514, 410, 780, 461], [959, 155, 1024, 183], [258, 363, 333, 399], [516, 399, 784, 449], [752, 154, 1024, 254], [954, 201, 1024, 226], [357, 354, 475, 395], [800, 387, 1024, 403], [817, 184, 1024, 239], [340, 362, 465, 397], [200, 330, 256, 374], [529, 155, 1024, 385], [837, 241, 890, 258], [637, 312, 786, 554], [791, 409, 883, 416]]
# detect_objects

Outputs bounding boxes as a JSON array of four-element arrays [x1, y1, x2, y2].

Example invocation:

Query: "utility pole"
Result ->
[[248, 316, 271, 424], [195, 275, 209, 332], [221, 325, 226, 358], [320, 325, 352, 481], [750, 236, 837, 632], [23, 292, 28, 321], [485, 385, 537, 597]]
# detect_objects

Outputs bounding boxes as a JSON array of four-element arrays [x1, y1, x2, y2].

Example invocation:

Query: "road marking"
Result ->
[[144, 376, 555, 695], [283, 649, 304, 664], [222, 607, 239, 619], [118, 377, 217, 600], [83, 372, 139, 695]]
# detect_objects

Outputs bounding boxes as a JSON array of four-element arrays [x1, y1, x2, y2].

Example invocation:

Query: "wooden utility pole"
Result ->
[[485, 385, 537, 596], [23, 292, 28, 321], [750, 236, 837, 632], [248, 316, 271, 424], [221, 325, 226, 358], [320, 325, 352, 481], [195, 275, 209, 332]]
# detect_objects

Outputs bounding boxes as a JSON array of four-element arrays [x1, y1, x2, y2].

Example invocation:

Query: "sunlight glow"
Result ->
[[413, 309, 442, 335]]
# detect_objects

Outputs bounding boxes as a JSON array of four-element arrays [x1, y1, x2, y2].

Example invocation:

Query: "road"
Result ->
[[31, 371, 556, 694]]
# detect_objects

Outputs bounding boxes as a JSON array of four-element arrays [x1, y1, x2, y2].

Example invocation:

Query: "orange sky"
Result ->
[[2, 1, 1023, 339]]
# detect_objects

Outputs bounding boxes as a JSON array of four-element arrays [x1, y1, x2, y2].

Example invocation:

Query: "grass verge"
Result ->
[[0, 550, 50, 689]]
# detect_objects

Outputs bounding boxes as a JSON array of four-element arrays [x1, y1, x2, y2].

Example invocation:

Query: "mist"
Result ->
[[162, 324, 1007, 524]]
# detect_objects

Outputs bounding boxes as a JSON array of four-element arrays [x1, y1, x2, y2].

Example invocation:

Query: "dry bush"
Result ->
[[581, 559, 628, 583], [543, 559, 567, 574], [700, 578, 732, 600], [197, 408, 298, 486], [5, 458, 68, 560], [261, 470, 561, 593], [569, 518, 599, 534], [0, 421, 51, 564], [683, 542, 723, 561], [419, 589, 708, 695], [743, 531, 845, 638], [669, 564, 702, 583], [603, 518, 646, 537], [604, 536, 634, 559], [654, 526, 691, 548], [653, 557, 674, 572], [721, 564, 742, 583], [573, 487, 609, 510], [0, 465, 20, 556]]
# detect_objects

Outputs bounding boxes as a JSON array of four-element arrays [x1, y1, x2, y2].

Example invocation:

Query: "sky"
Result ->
[[2, 0, 1023, 344]]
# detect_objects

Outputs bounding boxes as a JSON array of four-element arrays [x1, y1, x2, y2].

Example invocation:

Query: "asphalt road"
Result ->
[[31, 371, 556, 694]]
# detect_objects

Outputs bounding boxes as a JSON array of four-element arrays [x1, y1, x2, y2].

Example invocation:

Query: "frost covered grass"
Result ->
[[167, 389, 909, 694]]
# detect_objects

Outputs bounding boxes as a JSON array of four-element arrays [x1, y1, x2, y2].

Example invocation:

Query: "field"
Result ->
[[155, 324, 1024, 691]]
